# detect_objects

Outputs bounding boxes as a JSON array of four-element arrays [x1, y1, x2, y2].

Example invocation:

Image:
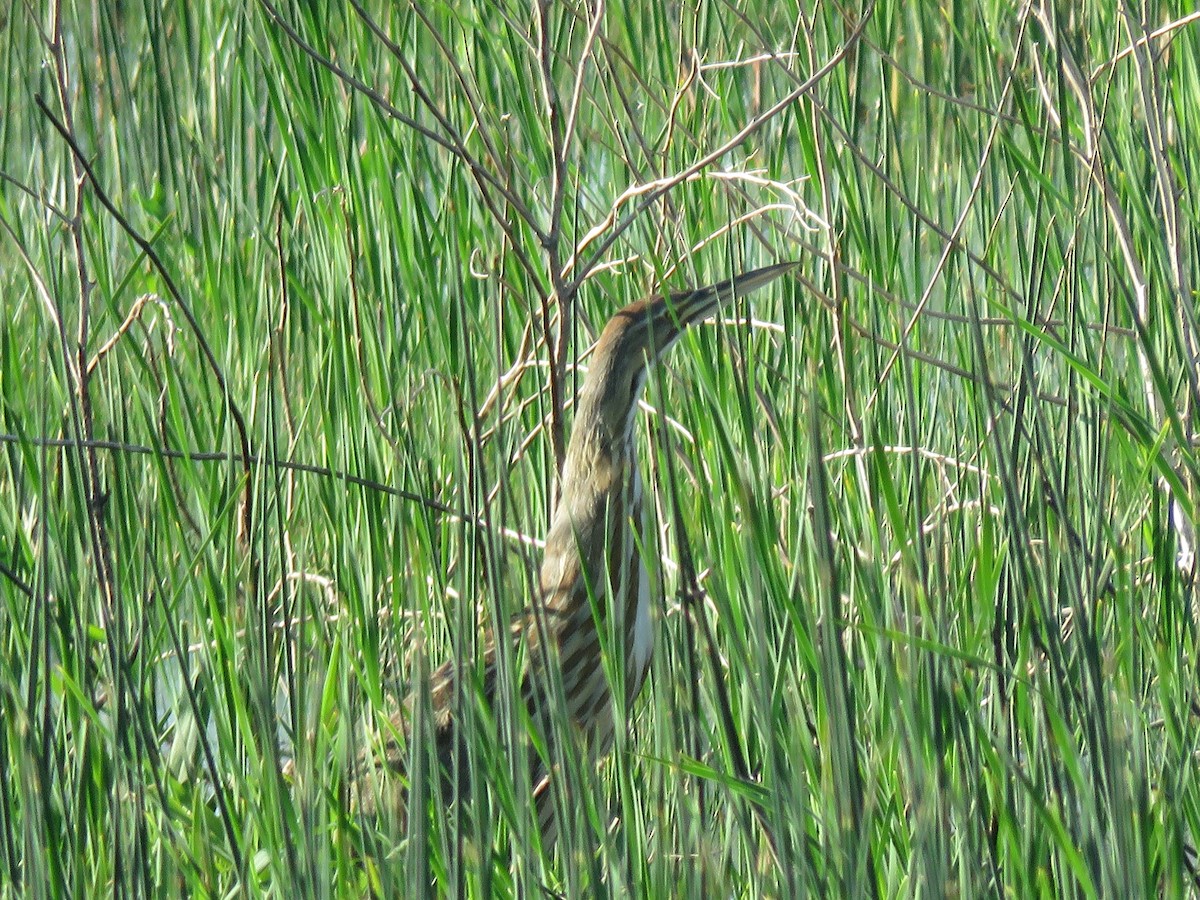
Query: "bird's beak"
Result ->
[[655, 260, 799, 345]]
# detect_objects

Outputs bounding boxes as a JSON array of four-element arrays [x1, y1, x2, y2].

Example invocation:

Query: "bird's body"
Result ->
[[369, 261, 796, 831]]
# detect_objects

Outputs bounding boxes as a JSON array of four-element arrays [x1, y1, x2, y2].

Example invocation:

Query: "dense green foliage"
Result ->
[[3, 1, 1199, 896]]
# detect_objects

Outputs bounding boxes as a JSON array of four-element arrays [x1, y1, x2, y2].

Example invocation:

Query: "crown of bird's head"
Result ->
[[574, 261, 798, 443]]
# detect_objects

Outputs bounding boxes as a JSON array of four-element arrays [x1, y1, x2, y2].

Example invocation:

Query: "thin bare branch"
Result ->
[[263, 0, 545, 292], [36, 94, 256, 541], [535, 0, 572, 481], [1032, 2, 1197, 567], [567, 5, 874, 290], [0, 431, 543, 551], [865, 6, 1032, 416], [1092, 10, 1200, 81]]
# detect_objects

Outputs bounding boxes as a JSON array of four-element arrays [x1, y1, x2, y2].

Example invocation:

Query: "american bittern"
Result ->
[[365, 261, 796, 833]]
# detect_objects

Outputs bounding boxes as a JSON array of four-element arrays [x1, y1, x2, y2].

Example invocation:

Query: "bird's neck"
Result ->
[[558, 415, 624, 514], [539, 404, 638, 601]]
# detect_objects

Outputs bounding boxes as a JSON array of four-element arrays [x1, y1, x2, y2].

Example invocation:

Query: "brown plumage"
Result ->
[[362, 261, 797, 833]]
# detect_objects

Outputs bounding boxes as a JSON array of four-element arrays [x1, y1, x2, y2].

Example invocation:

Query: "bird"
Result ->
[[361, 260, 797, 837]]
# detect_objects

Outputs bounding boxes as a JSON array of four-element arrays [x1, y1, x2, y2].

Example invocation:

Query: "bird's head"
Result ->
[[573, 262, 798, 446]]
